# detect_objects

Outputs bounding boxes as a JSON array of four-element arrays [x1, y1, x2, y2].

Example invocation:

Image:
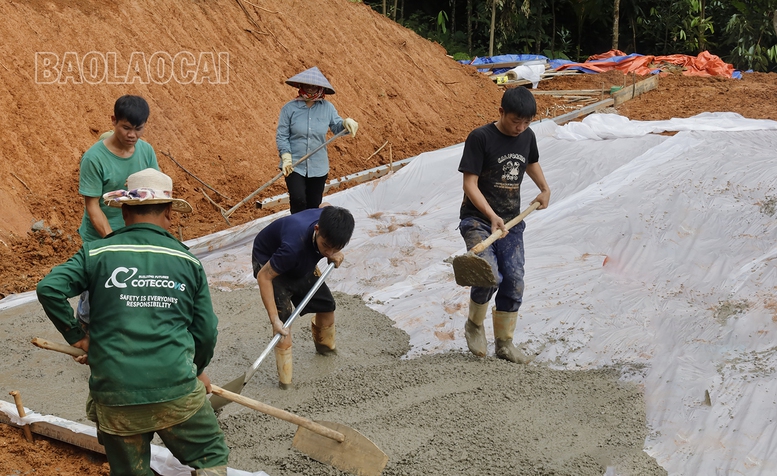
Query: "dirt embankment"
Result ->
[[2, 0, 777, 300], [0, 0, 502, 296]]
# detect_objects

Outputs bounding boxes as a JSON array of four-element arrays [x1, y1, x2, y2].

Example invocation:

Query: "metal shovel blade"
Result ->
[[210, 263, 336, 411], [451, 202, 540, 288], [208, 374, 245, 410], [451, 253, 497, 287], [293, 421, 388, 476]]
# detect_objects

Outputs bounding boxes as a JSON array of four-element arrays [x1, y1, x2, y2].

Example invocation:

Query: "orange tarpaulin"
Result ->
[[557, 50, 735, 78]]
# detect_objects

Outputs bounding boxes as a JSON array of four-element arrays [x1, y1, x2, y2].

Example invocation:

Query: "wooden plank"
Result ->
[[257, 158, 413, 211], [465, 60, 546, 70], [530, 89, 609, 95], [551, 98, 615, 125], [611, 75, 659, 106]]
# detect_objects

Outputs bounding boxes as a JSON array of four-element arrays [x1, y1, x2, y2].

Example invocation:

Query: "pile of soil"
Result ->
[[1, 0, 776, 297]]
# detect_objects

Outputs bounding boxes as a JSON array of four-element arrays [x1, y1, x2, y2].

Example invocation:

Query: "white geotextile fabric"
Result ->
[[2, 112, 777, 475], [188, 112, 777, 475]]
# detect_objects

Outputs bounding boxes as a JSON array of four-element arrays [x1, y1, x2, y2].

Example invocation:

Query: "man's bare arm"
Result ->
[[256, 262, 288, 337], [84, 196, 112, 237], [525, 163, 551, 209]]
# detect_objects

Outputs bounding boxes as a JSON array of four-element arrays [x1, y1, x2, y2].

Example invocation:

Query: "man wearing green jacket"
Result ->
[[37, 168, 229, 476]]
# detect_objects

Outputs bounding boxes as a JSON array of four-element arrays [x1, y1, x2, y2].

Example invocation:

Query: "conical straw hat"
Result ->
[[285, 66, 335, 95]]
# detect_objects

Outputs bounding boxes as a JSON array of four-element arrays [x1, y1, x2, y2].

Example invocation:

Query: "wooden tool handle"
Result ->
[[31, 338, 85, 357], [31, 338, 346, 443], [470, 202, 541, 254], [210, 385, 345, 443]]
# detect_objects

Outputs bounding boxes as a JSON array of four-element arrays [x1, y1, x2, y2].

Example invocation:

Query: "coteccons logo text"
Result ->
[[105, 267, 186, 292], [35, 51, 229, 85]]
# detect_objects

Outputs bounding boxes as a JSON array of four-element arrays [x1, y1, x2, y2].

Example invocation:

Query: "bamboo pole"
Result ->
[[9, 391, 33, 442]]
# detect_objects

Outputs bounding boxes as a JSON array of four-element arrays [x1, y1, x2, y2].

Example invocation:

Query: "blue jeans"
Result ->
[[77, 290, 90, 326], [459, 216, 526, 313]]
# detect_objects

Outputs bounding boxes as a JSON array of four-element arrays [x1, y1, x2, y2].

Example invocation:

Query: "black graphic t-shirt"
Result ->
[[458, 122, 539, 222]]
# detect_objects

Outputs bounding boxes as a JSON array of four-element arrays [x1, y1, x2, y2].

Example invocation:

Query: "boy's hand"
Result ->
[[490, 215, 508, 239], [532, 190, 551, 210], [328, 251, 345, 268], [271, 316, 289, 336]]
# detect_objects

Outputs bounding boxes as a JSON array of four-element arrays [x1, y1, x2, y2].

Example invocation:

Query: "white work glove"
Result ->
[[281, 153, 293, 176], [343, 118, 358, 138]]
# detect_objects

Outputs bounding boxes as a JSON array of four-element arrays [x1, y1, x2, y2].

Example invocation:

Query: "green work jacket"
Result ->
[[36, 223, 218, 406]]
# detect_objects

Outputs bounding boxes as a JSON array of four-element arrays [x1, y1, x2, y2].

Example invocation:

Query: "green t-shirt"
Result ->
[[78, 139, 159, 243]]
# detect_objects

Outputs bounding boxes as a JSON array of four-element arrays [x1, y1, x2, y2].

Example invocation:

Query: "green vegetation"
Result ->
[[365, 0, 777, 71]]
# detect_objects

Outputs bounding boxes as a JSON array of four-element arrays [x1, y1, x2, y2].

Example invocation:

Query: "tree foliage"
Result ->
[[363, 0, 777, 71]]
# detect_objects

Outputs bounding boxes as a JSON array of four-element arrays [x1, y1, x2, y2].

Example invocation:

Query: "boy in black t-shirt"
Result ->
[[457, 87, 551, 363]]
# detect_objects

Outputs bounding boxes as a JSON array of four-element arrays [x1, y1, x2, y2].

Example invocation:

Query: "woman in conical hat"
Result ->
[[276, 66, 359, 214]]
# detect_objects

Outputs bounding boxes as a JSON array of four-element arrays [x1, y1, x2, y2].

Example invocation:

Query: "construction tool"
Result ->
[[209, 262, 336, 410], [452, 202, 540, 287], [218, 130, 350, 225], [31, 336, 389, 476], [211, 385, 388, 476]]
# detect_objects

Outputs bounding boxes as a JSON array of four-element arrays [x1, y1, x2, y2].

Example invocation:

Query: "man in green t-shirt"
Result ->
[[79, 95, 159, 242], [77, 95, 160, 325]]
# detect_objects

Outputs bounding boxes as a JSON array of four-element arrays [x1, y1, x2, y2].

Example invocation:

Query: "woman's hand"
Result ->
[[281, 153, 293, 176], [343, 118, 359, 137]]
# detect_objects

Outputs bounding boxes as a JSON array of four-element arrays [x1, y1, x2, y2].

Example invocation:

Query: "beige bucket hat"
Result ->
[[103, 168, 193, 213]]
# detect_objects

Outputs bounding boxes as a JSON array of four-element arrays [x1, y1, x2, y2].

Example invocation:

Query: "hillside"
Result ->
[[0, 0, 506, 296], [2, 0, 777, 297]]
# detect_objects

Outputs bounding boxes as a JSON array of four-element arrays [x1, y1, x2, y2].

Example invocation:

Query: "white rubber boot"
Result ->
[[274, 346, 293, 390], [465, 299, 489, 357], [493, 309, 531, 364]]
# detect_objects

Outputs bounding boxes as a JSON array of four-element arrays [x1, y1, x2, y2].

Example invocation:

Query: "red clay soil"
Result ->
[[0, 0, 776, 303], [0, 425, 109, 475], [2, 2, 777, 473]]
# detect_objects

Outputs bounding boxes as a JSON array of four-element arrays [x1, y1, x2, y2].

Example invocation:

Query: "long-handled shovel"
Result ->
[[208, 262, 336, 410], [31, 337, 388, 476], [452, 202, 540, 287], [211, 385, 388, 476], [218, 130, 350, 225]]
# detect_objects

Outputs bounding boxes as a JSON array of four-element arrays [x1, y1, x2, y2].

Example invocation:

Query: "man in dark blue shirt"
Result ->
[[251, 205, 355, 389]]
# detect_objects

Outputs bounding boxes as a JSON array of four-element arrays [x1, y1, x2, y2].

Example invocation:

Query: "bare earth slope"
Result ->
[[2, 1, 777, 297], [0, 0, 502, 295]]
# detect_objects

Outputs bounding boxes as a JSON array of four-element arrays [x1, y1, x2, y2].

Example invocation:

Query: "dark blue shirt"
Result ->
[[252, 208, 324, 278]]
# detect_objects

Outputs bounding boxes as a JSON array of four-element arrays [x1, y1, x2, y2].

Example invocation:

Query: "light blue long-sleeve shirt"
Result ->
[[276, 98, 345, 178]]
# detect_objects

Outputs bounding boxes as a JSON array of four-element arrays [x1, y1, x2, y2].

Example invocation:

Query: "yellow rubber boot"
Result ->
[[493, 309, 530, 364], [311, 317, 336, 355], [274, 346, 293, 390], [465, 299, 488, 357]]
